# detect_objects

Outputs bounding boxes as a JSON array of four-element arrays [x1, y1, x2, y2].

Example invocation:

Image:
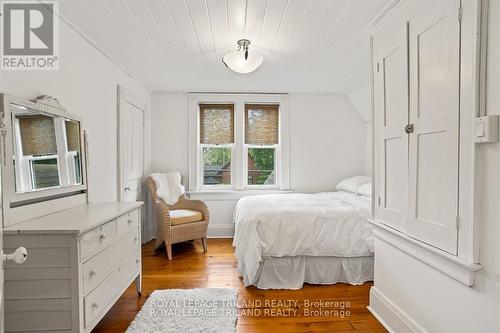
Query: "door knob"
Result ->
[[405, 124, 414, 134], [2, 247, 28, 264]]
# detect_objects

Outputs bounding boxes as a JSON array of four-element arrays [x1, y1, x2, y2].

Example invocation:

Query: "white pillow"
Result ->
[[336, 176, 371, 193], [357, 182, 372, 197]]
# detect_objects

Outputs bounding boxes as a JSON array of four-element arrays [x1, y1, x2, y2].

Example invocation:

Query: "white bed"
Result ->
[[233, 190, 374, 289]]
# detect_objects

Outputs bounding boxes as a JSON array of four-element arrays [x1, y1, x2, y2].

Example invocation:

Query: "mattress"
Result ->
[[233, 191, 373, 286]]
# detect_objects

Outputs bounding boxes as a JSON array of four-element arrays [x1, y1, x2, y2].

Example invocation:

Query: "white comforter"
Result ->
[[233, 191, 373, 286]]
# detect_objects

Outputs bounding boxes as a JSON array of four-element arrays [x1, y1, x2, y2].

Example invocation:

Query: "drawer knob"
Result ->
[[99, 234, 106, 241], [128, 219, 133, 224], [89, 269, 97, 277], [134, 237, 138, 242], [136, 259, 140, 264], [92, 302, 99, 309]]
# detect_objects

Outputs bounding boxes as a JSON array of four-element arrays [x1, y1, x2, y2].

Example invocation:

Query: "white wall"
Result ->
[[371, 3, 500, 333], [363, 122, 372, 176], [151, 92, 367, 236], [348, 84, 372, 176], [0, 20, 151, 202], [288, 94, 366, 192], [151, 93, 189, 185]]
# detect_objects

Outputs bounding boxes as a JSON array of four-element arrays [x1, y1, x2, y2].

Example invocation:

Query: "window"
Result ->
[[30, 156, 60, 190], [12, 112, 84, 193], [245, 104, 279, 186], [190, 94, 289, 192], [65, 120, 83, 185], [199, 104, 234, 187]]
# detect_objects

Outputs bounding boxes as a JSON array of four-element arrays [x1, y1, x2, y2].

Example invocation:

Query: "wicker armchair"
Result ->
[[147, 177, 210, 260]]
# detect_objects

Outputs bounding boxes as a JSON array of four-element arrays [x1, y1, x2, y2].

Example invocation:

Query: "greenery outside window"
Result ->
[[247, 147, 275, 185]]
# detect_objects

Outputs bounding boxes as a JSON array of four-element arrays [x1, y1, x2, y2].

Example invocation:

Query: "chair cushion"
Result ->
[[170, 209, 203, 226]]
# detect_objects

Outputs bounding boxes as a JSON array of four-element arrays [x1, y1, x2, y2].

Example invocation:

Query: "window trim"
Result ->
[[189, 93, 289, 192]]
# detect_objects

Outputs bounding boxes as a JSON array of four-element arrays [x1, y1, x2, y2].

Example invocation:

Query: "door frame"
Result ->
[[117, 85, 147, 202]]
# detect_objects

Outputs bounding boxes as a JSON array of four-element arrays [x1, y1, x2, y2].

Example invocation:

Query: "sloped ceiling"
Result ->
[[347, 83, 371, 122], [57, 0, 392, 93]]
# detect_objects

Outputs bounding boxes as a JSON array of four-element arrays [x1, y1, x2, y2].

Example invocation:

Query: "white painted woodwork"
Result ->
[[121, 103, 144, 201], [370, 1, 498, 331], [83, 251, 140, 328], [8, 193, 88, 226], [0, 157, 3, 333], [82, 228, 139, 295], [372, 0, 462, 255], [370, 5, 485, 319], [2, 202, 142, 333], [56, 0, 393, 93], [80, 220, 118, 262], [1, 94, 89, 228], [374, 24, 409, 233], [407, 0, 460, 254], [117, 209, 140, 236], [118, 87, 146, 203]]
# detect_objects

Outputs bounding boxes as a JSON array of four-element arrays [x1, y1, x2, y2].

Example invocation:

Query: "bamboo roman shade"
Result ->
[[199, 104, 234, 144], [245, 104, 279, 145], [65, 121, 81, 152], [18, 115, 57, 156]]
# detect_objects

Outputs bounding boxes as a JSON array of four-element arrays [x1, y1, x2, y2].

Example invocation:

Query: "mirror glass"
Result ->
[[11, 103, 83, 193]]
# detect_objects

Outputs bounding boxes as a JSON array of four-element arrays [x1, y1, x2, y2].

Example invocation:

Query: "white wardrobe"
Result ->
[[371, 0, 485, 286]]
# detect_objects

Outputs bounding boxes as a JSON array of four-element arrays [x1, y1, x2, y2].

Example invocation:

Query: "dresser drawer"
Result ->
[[80, 221, 118, 262], [117, 209, 140, 237], [84, 251, 140, 328], [82, 228, 140, 295]]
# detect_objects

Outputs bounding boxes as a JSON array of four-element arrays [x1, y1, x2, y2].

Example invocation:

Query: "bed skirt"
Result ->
[[248, 255, 374, 290]]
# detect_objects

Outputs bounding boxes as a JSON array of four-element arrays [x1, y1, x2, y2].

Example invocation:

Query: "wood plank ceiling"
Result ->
[[58, 0, 393, 93]]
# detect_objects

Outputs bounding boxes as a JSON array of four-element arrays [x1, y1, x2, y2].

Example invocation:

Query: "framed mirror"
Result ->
[[1, 94, 88, 226], [12, 106, 83, 193]]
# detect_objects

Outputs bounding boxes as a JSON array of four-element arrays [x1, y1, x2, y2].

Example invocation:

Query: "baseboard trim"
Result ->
[[369, 286, 428, 333], [208, 223, 234, 238]]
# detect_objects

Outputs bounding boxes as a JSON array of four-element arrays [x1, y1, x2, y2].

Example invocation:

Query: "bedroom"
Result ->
[[0, 0, 499, 332]]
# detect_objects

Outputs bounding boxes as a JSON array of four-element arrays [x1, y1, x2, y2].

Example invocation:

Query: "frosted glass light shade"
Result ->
[[222, 49, 263, 74]]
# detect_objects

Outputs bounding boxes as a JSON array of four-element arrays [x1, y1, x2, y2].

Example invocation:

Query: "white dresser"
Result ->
[[2, 201, 143, 333]]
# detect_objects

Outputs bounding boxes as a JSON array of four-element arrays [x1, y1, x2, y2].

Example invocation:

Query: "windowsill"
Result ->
[[187, 189, 293, 201], [368, 219, 482, 286]]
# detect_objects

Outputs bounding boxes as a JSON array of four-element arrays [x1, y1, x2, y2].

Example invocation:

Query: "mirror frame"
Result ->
[[0, 93, 88, 227]]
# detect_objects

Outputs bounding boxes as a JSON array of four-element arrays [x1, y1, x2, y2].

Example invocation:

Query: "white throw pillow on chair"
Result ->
[[150, 172, 186, 206]]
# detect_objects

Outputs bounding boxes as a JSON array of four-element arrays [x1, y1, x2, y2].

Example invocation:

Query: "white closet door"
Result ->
[[374, 24, 409, 232], [121, 101, 145, 202], [408, 0, 460, 254]]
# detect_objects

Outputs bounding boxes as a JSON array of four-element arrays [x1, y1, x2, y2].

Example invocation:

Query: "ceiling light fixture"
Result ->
[[222, 39, 263, 74]]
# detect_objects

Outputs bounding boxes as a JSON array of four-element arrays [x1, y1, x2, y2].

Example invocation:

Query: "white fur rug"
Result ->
[[126, 288, 238, 333]]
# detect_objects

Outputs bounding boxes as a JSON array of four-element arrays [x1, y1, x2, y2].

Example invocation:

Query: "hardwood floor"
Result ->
[[92, 239, 387, 333]]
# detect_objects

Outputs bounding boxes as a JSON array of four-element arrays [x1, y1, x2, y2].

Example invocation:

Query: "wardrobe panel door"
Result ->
[[374, 24, 409, 232], [408, 0, 460, 254]]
